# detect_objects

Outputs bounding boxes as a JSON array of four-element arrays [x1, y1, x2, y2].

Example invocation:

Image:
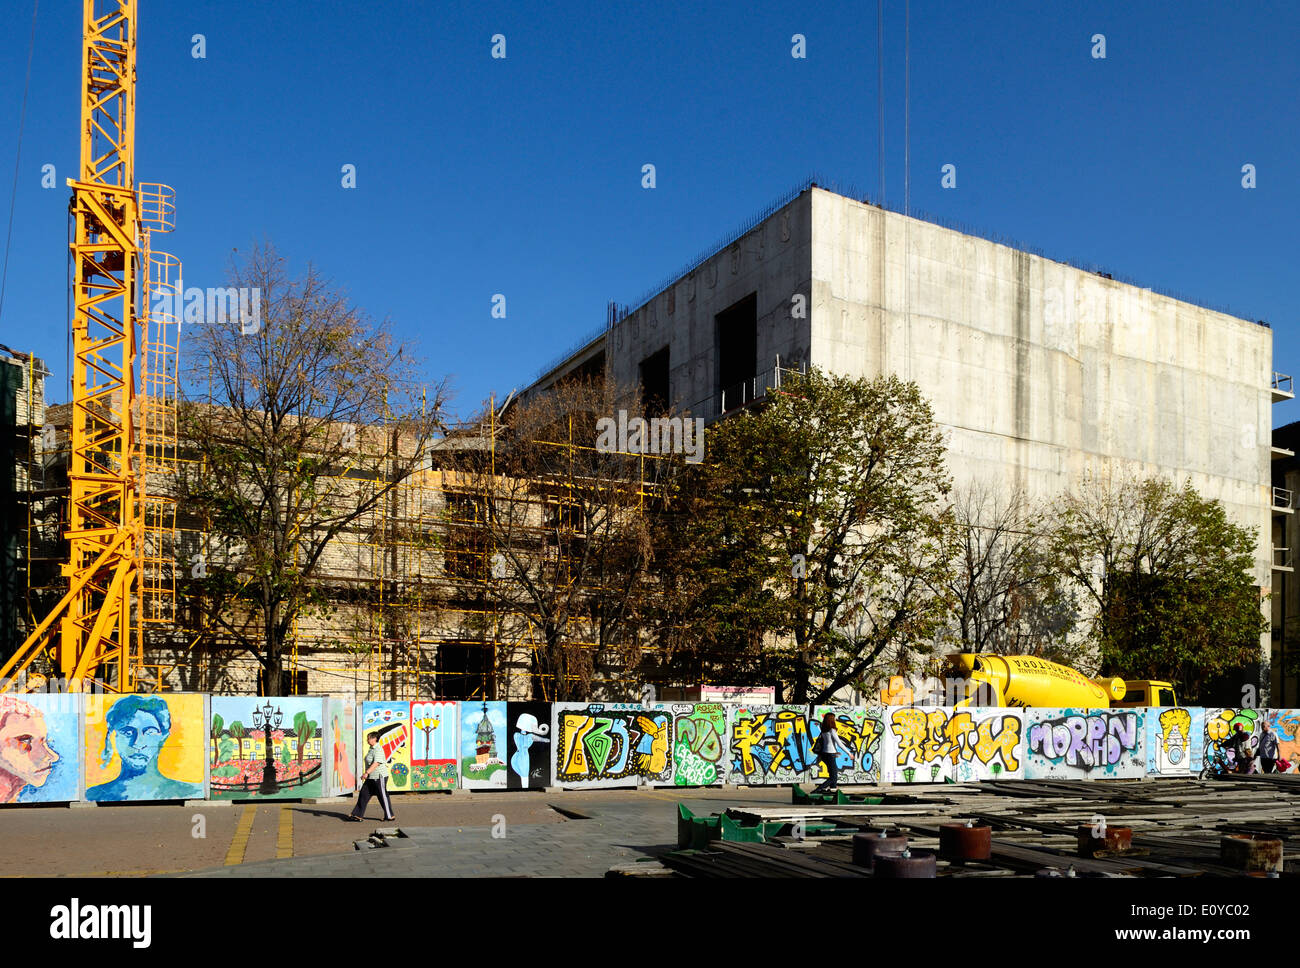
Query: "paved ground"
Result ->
[[0, 786, 793, 878]]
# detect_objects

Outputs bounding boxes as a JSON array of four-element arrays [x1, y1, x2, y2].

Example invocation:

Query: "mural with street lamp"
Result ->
[[210, 697, 323, 799]]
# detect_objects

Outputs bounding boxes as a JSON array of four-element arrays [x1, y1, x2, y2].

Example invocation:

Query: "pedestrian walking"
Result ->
[[348, 731, 395, 822], [1258, 722, 1280, 774], [812, 712, 840, 793]]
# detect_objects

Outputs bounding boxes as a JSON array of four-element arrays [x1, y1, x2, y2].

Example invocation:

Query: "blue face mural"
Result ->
[[86, 695, 203, 802]]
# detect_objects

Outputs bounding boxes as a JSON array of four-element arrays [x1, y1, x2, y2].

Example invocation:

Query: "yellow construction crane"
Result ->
[[1, 0, 178, 694]]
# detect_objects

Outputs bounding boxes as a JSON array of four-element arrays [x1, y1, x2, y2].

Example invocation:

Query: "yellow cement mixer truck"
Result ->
[[944, 653, 1177, 709]]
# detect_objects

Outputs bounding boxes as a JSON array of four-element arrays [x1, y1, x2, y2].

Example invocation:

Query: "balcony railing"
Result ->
[[1274, 546, 1293, 571], [1274, 486, 1294, 511]]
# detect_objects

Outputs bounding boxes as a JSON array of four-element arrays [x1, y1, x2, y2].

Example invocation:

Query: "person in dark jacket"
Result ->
[[813, 713, 841, 793], [1258, 722, 1280, 774]]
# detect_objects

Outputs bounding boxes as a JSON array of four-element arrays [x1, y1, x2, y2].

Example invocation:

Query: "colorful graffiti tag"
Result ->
[[1204, 707, 1261, 767], [0, 693, 81, 804], [729, 705, 815, 785], [810, 705, 885, 784], [86, 694, 206, 802], [883, 706, 1025, 783], [210, 697, 322, 800], [507, 701, 552, 789], [657, 702, 728, 787], [1024, 708, 1145, 779], [1146, 706, 1203, 776], [459, 701, 507, 789], [410, 700, 458, 790], [552, 704, 672, 787]]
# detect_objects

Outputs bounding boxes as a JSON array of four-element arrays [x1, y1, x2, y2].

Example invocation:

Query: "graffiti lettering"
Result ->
[[1026, 712, 1137, 770]]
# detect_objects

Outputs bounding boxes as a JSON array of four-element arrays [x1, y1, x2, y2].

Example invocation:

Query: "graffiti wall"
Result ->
[[506, 702, 552, 789], [1267, 709, 1300, 767], [459, 701, 507, 789], [1204, 707, 1262, 768], [325, 696, 357, 797], [552, 703, 672, 788], [655, 702, 729, 787], [729, 705, 814, 785], [1024, 708, 1146, 780], [882, 706, 1025, 783], [810, 705, 885, 785], [410, 700, 458, 790], [85, 694, 206, 802], [1146, 706, 1204, 777], [211, 697, 323, 800], [0, 693, 82, 804]]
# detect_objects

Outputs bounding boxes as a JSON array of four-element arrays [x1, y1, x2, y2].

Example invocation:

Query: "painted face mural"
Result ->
[[0, 699, 60, 802], [87, 695, 205, 802]]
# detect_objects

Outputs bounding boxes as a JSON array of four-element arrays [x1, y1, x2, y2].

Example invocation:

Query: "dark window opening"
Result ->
[[639, 346, 670, 417], [715, 292, 757, 411]]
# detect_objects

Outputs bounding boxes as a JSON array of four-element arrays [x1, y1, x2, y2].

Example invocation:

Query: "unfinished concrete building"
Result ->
[[528, 181, 1285, 697]]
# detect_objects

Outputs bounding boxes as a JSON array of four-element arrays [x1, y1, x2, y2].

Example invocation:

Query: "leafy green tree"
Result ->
[[660, 370, 957, 703], [1051, 476, 1267, 702], [210, 713, 225, 767], [229, 720, 246, 760], [293, 711, 317, 765]]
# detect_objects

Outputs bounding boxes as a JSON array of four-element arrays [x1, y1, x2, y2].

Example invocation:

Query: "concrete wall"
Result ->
[[809, 187, 1274, 594], [604, 193, 814, 419]]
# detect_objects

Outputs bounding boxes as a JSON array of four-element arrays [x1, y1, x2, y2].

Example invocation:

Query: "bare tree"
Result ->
[[938, 482, 1081, 662], [445, 378, 667, 700], [174, 244, 447, 695]]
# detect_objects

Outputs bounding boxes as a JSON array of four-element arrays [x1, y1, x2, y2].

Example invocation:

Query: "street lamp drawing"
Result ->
[[252, 702, 283, 795]]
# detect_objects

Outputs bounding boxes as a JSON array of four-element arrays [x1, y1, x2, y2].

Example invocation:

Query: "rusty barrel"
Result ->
[[1077, 825, 1132, 857], [1221, 834, 1283, 873], [852, 829, 908, 869], [939, 823, 991, 861], [874, 849, 937, 879]]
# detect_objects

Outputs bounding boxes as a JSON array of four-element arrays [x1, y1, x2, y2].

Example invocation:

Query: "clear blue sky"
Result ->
[[1, 0, 1296, 424]]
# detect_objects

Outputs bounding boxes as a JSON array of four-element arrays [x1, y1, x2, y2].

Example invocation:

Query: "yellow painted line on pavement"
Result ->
[[224, 804, 258, 866], [276, 804, 294, 859]]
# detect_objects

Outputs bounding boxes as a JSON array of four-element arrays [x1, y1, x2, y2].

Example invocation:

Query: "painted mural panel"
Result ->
[[410, 700, 458, 790], [506, 701, 552, 790], [729, 705, 814, 785], [1024, 707, 1145, 779], [459, 701, 507, 789], [552, 703, 672, 788], [1204, 707, 1262, 767], [1146, 706, 1204, 776], [325, 697, 357, 797], [0, 693, 81, 804], [810, 705, 885, 785], [85, 694, 205, 802], [654, 702, 728, 787], [359, 701, 412, 791], [1267, 709, 1300, 769], [882, 706, 1025, 783], [210, 697, 323, 800]]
